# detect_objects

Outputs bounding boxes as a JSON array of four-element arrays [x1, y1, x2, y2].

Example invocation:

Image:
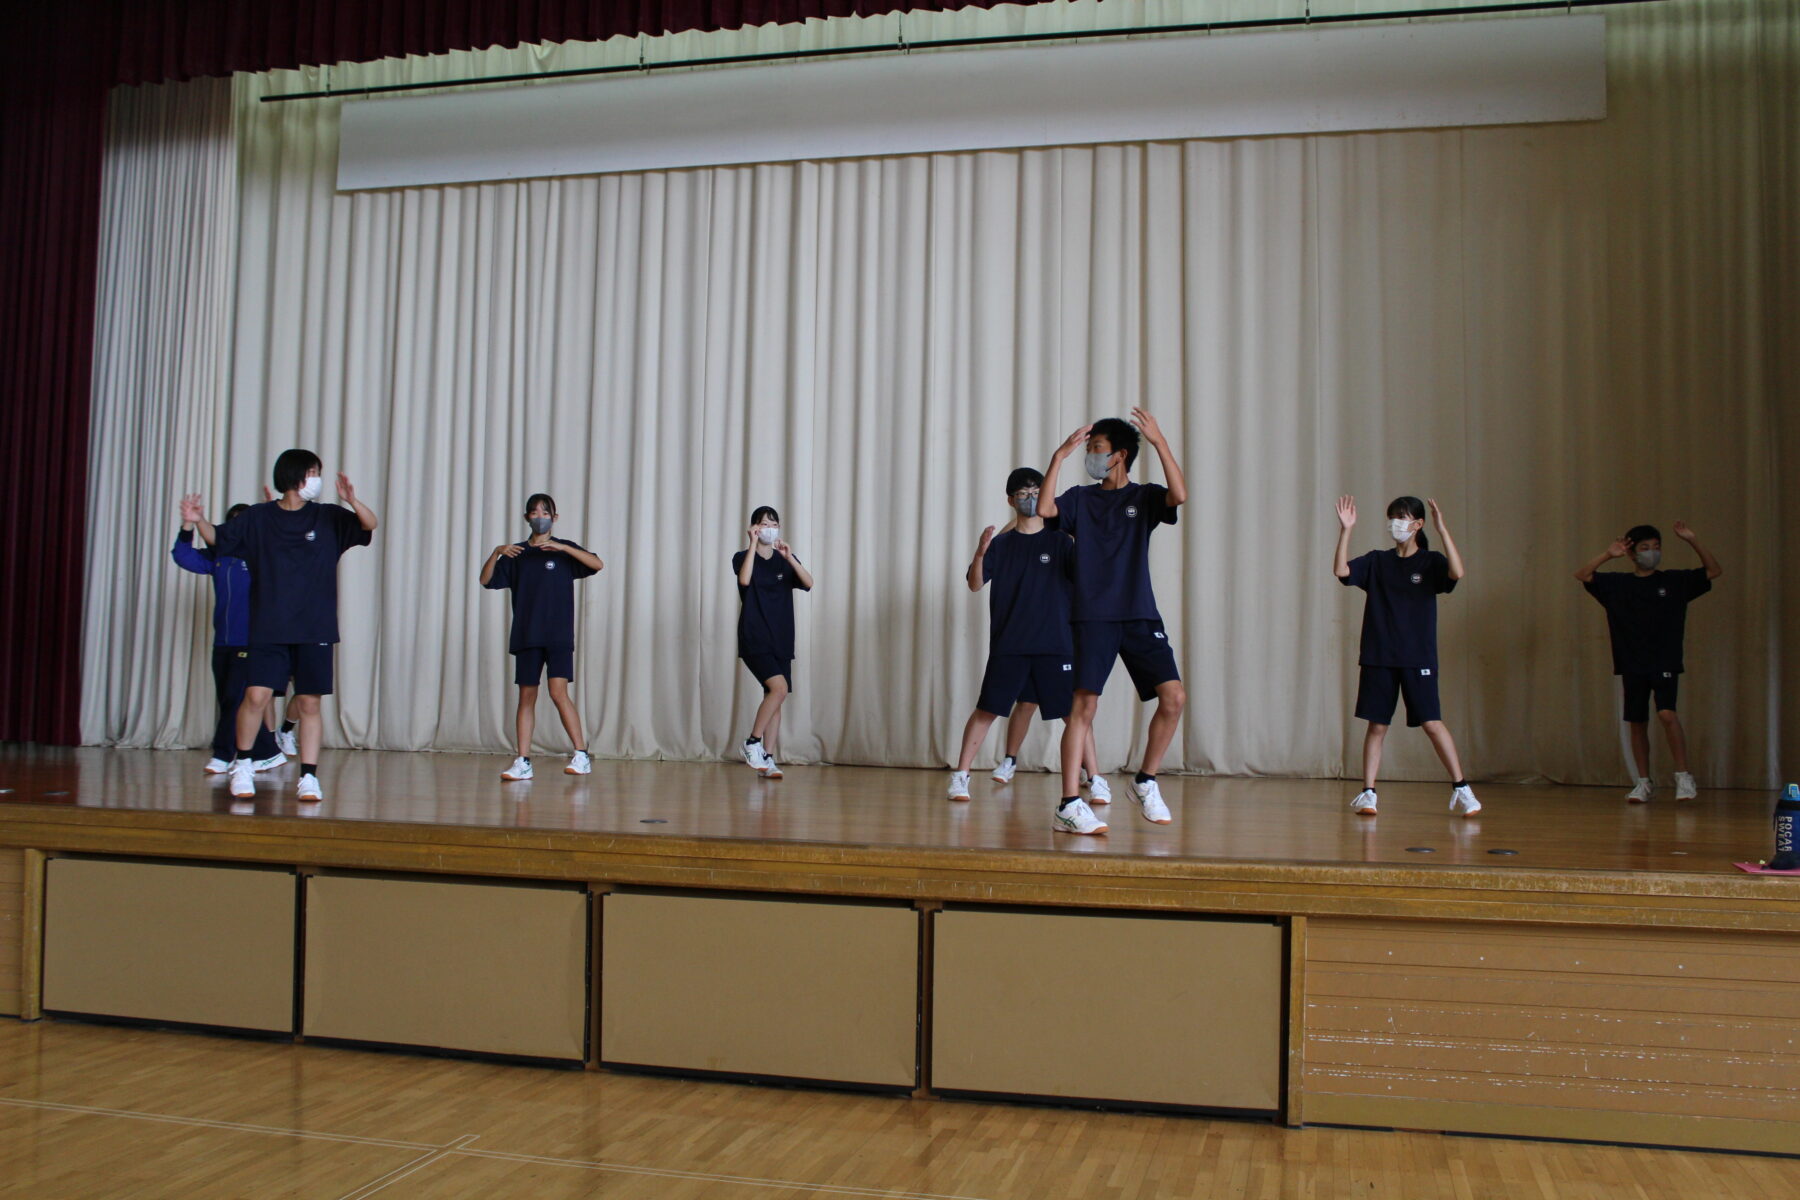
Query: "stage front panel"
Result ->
[[41, 857, 296, 1031], [303, 873, 588, 1061], [600, 890, 918, 1087], [931, 908, 1284, 1110], [0, 848, 22, 1016], [1303, 918, 1800, 1145]]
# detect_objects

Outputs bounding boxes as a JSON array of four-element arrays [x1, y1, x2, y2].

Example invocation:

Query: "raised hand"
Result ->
[[336, 472, 356, 504], [1335, 495, 1356, 530], [1129, 407, 1166, 446], [776, 540, 794, 558], [977, 524, 997, 549], [1672, 520, 1697, 542], [1606, 534, 1633, 559], [261, 484, 274, 503], [496, 543, 523, 558], [1426, 498, 1449, 529], [180, 493, 205, 525], [1058, 423, 1095, 456]]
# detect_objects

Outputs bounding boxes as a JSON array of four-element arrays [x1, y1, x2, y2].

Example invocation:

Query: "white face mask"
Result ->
[[298, 474, 324, 502], [1634, 548, 1661, 570], [1388, 518, 1416, 543], [757, 526, 780, 546]]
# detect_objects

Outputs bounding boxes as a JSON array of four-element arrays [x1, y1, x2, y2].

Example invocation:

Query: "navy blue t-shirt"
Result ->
[[485, 539, 598, 653], [213, 500, 372, 644], [733, 548, 810, 659], [1582, 568, 1711, 675], [982, 527, 1075, 656], [1053, 481, 1177, 622], [1341, 548, 1456, 669]]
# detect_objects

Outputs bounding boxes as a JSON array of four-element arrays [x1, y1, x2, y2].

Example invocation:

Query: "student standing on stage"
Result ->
[[1333, 495, 1480, 817], [1038, 411, 1188, 835], [1574, 521, 1722, 802], [173, 497, 283, 775], [481, 493, 603, 781], [734, 506, 813, 779], [194, 450, 377, 804]]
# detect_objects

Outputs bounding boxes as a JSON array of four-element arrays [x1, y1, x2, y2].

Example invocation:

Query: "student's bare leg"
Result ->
[[1657, 710, 1689, 774], [1140, 680, 1187, 776], [956, 710, 1001, 773], [752, 678, 787, 741], [515, 685, 539, 757], [1001, 704, 1036, 760], [1061, 691, 1099, 796], [767, 705, 783, 759], [547, 678, 586, 752], [1627, 721, 1651, 778], [235, 686, 273, 753], [1420, 719, 1465, 783], [1361, 723, 1389, 790], [1082, 726, 1101, 780], [292, 694, 323, 764]]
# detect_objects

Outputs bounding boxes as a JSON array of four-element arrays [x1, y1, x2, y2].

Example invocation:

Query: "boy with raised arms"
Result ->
[[1574, 521, 1722, 802], [1038, 410, 1188, 835], [195, 449, 377, 804]]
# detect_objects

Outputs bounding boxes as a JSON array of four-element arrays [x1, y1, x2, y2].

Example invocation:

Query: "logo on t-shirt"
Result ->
[[1421, 668, 1432, 676], [545, 561, 556, 571], [1061, 663, 1073, 671], [1125, 505, 1139, 518], [304, 530, 316, 542], [776, 573, 785, 581], [1038, 552, 1051, 564], [1657, 586, 1668, 597], [1410, 572, 1423, 585]]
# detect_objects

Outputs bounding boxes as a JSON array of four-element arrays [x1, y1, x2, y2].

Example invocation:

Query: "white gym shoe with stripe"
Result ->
[[296, 773, 323, 802], [1626, 778, 1652, 804], [502, 756, 533, 781], [1053, 798, 1108, 835], [1086, 774, 1112, 805], [565, 750, 592, 775], [228, 758, 256, 799], [252, 751, 286, 773], [203, 757, 230, 775], [275, 729, 299, 757], [1449, 785, 1482, 817], [1350, 789, 1378, 815], [947, 770, 972, 801], [1133, 778, 1172, 824], [991, 756, 1017, 784]]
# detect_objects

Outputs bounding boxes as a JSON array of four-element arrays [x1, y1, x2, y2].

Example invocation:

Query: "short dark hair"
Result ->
[[225, 503, 251, 523], [1005, 467, 1044, 495], [749, 505, 781, 527], [272, 448, 322, 496], [1626, 524, 1661, 547], [524, 493, 557, 516], [1088, 418, 1139, 469]]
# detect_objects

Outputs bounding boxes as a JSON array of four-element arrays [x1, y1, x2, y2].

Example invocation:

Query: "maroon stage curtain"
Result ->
[[0, 0, 1036, 744]]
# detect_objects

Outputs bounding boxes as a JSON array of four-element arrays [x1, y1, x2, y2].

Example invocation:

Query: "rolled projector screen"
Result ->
[[337, 15, 1605, 192]]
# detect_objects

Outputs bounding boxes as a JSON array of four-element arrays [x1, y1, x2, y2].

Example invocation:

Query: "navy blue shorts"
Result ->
[[976, 654, 1075, 721], [1073, 620, 1181, 700], [1621, 672, 1679, 722], [741, 654, 793, 694], [515, 647, 575, 686], [1355, 665, 1441, 728], [247, 642, 334, 696]]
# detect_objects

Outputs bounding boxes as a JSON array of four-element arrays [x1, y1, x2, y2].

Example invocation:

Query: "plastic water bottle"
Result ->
[[1770, 784, 1800, 871]]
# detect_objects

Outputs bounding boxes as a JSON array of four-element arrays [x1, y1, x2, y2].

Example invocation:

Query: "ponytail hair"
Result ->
[[1388, 496, 1429, 552]]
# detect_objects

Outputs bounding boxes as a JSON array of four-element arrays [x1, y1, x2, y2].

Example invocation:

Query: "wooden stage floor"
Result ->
[[0, 744, 1781, 877]]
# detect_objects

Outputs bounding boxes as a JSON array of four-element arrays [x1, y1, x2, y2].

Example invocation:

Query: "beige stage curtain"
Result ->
[[83, 0, 1797, 789]]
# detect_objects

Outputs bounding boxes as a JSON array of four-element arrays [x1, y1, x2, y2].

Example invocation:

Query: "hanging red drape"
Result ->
[[0, 0, 1032, 744]]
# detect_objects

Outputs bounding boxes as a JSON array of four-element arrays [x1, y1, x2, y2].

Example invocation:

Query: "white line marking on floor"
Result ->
[[337, 1134, 480, 1200]]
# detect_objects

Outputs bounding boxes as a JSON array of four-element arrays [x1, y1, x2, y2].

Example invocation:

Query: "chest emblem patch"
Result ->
[[776, 573, 785, 581], [304, 530, 316, 542], [1125, 505, 1138, 518], [546, 561, 556, 570], [1039, 553, 1051, 564], [1410, 572, 1423, 585], [1657, 587, 1667, 597]]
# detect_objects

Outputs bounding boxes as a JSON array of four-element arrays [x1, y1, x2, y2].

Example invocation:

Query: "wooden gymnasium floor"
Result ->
[[2, 1018, 1798, 1200], [0, 744, 1782, 876]]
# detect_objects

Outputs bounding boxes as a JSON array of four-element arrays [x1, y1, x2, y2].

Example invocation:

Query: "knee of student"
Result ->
[[293, 694, 322, 717], [547, 678, 572, 701], [1365, 722, 1391, 738], [518, 684, 540, 702], [243, 685, 273, 705], [766, 676, 790, 699], [1656, 709, 1681, 728], [1069, 692, 1099, 721], [1157, 682, 1187, 715], [1420, 719, 1446, 735]]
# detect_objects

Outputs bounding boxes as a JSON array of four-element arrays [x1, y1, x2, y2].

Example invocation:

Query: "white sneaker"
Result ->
[[992, 756, 1017, 784], [1626, 778, 1653, 804], [297, 773, 323, 802], [252, 751, 287, 773], [742, 739, 769, 773], [502, 756, 533, 781], [1450, 785, 1482, 817], [275, 729, 299, 757], [761, 752, 783, 781], [1052, 798, 1108, 835], [1133, 778, 1172, 824], [947, 770, 972, 801], [1087, 775, 1112, 805], [203, 757, 231, 775], [229, 758, 256, 799], [1674, 772, 1698, 801], [565, 750, 592, 775], [1350, 788, 1378, 815]]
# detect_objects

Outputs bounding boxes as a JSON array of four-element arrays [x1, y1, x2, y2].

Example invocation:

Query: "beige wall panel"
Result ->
[[304, 874, 587, 1061], [933, 909, 1283, 1110], [41, 857, 294, 1031], [600, 891, 916, 1087], [0, 848, 23, 1016], [1304, 918, 1800, 1136]]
